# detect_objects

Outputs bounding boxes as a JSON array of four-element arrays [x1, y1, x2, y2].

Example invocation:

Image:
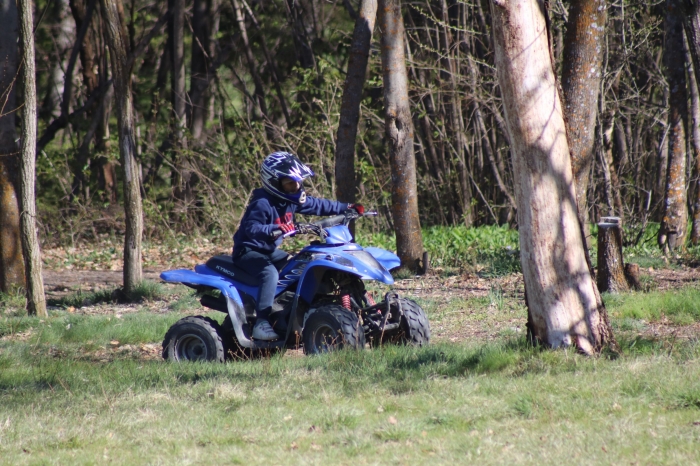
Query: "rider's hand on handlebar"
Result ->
[[278, 223, 295, 235], [295, 223, 323, 236], [348, 203, 365, 215]]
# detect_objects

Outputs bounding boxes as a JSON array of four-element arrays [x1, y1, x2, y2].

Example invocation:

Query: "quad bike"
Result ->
[[159, 210, 430, 361]]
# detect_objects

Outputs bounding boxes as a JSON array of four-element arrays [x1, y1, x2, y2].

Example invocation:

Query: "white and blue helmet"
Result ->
[[260, 151, 315, 204]]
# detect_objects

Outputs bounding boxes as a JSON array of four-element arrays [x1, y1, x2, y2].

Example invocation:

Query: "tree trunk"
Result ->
[[490, 0, 615, 355], [18, 0, 47, 317], [596, 217, 629, 293], [684, 0, 700, 244], [0, 0, 25, 293], [100, 0, 143, 293], [170, 0, 186, 146], [379, 0, 424, 272], [659, 0, 689, 251], [561, 0, 607, 228], [683, 0, 700, 87], [335, 0, 377, 205], [189, 0, 212, 141], [41, 0, 75, 120]]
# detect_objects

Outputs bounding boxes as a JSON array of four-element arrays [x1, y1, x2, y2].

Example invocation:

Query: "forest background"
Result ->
[[3, 0, 698, 254]]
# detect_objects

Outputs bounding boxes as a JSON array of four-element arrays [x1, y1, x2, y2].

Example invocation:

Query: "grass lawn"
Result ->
[[1, 287, 699, 464]]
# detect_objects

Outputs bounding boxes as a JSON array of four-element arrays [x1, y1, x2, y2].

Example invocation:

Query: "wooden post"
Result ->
[[596, 217, 629, 293]]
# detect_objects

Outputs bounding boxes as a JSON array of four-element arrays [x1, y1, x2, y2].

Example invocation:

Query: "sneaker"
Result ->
[[252, 319, 280, 341]]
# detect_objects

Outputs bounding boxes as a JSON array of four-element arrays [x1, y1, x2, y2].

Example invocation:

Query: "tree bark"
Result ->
[[18, 0, 47, 317], [490, 0, 615, 355], [189, 0, 213, 141], [684, 1, 700, 244], [335, 0, 377, 205], [170, 0, 187, 146], [596, 217, 629, 293], [659, 0, 689, 251], [100, 0, 143, 293], [0, 0, 25, 293], [561, 0, 607, 227], [379, 0, 424, 272], [682, 0, 700, 87]]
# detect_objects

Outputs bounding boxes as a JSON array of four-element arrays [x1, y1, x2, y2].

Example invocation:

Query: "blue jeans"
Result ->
[[232, 247, 289, 320]]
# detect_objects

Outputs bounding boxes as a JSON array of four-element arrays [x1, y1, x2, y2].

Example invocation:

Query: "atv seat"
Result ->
[[205, 255, 259, 286]]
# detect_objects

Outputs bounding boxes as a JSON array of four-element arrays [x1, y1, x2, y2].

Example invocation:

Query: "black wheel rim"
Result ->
[[312, 324, 340, 353], [176, 334, 208, 361]]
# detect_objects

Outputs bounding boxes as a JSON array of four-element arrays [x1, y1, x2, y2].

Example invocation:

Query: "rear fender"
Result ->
[[160, 269, 255, 349]]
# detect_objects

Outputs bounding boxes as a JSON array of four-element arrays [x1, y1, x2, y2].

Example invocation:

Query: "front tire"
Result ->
[[162, 316, 226, 362], [302, 305, 365, 355], [383, 298, 430, 346]]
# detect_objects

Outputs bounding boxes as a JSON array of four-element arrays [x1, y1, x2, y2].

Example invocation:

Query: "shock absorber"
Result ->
[[366, 292, 376, 306], [341, 294, 351, 310]]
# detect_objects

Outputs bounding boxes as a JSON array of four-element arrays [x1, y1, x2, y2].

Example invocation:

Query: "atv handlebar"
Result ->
[[272, 209, 377, 239]]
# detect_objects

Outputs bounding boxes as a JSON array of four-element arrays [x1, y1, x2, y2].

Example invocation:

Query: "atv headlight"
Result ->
[[344, 250, 383, 270], [306, 252, 355, 268]]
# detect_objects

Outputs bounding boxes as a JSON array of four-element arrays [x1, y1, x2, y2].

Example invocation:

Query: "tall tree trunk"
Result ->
[[335, 0, 377, 204], [41, 0, 75, 120], [170, 0, 186, 146], [100, 0, 143, 293], [682, 0, 700, 243], [683, 0, 700, 86], [18, 0, 47, 317], [659, 0, 689, 251], [689, 46, 700, 244], [189, 0, 212, 141], [378, 0, 424, 272], [490, 0, 615, 355], [561, 0, 607, 230], [0, 0, 25, 293]]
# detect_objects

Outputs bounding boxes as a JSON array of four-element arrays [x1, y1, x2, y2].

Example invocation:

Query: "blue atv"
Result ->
[[160, 210, 430, 361]]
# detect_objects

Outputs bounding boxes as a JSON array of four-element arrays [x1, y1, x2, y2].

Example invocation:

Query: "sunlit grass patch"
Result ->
[[604, 285, 700, 324]]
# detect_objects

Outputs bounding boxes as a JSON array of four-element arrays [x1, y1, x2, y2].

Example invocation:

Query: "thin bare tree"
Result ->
[[0, 0, 25, 293], [100, 0, 144, 294], [18, 0, 47, 316], [378, 0, 424, 271], [490, 0, 615, 355], [659, 0, 689, 251], [335, 0, 377, 205]]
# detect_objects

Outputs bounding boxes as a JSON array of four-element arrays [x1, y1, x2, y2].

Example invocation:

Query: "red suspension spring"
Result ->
[[366, 292, 376, 306], [341, 294, 351, 310]]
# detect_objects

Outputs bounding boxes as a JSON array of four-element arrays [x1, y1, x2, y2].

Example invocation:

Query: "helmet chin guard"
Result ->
[[260, 151, 315, 204]]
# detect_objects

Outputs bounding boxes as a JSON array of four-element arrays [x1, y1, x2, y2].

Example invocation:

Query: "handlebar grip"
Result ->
[[271, 229, 283, 239]]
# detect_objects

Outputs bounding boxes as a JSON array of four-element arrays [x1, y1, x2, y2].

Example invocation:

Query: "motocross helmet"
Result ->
[[260, 151, 315, 204]]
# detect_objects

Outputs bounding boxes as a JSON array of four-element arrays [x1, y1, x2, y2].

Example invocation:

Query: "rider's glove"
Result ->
[[348, 203, 365, 215], [278, 223, 295, 235]]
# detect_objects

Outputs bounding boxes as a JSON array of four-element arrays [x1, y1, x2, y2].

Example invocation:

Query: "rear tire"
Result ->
[[383, 298, 430, 346], [162, 316, 226, 362], [302, 304, 365, 355]]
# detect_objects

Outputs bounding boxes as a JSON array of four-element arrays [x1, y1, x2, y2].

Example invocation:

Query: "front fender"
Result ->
[[296, 258, 393, 305], [364, 247, 401, 271]]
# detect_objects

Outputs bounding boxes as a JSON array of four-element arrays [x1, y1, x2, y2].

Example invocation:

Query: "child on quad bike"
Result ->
[[232, 151, 364, 341]]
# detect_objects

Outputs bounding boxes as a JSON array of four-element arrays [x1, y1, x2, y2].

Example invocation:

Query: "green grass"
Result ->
[[0, 338, 699, 464], [604, 286, 700, 325]]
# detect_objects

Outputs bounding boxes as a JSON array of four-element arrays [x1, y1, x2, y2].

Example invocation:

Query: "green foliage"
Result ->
[[359, 224, 520, 276]]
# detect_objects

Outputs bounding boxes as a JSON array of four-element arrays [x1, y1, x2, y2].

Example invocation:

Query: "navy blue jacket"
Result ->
[[233, 188, 350, 256]]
